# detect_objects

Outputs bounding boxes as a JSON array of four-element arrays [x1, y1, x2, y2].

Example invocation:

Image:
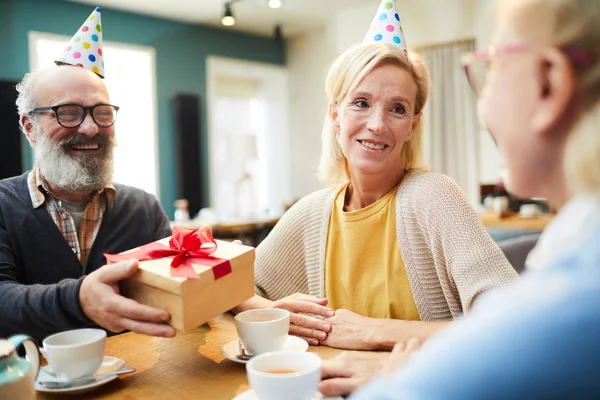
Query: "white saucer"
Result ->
[[34, 356, 129, 395], [233, 389, 343, 400], [221, 335, 309, 364]]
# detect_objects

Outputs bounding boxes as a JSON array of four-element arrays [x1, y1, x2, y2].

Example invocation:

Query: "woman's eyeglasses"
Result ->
[[460, 43, 593, 95]]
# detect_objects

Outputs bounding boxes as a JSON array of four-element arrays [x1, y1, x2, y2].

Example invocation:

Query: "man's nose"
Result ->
[[78, 112, 99, 137]]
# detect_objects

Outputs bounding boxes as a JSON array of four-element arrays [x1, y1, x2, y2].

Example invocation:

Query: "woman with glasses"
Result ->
[[234, 1, 518, 353], [344, 0, 600, 398]]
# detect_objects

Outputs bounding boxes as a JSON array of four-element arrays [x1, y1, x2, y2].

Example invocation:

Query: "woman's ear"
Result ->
[[329, 103, 340, 132], [531, 48, 576, 137], [409, 112, 422, 138]]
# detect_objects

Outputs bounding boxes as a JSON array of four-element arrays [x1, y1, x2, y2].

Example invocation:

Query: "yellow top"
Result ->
[[324, 184, 420, 320]]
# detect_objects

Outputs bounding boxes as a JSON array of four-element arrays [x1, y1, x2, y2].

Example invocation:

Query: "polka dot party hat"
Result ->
[[55, 7, 105, 78], [363, 0, 408, 56]]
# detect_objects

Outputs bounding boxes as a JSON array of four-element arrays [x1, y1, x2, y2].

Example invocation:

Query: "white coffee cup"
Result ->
[[246, 351, 322, 400], [234, 308, 289, 356], [42, 328, 106, 382], [520, 204, 540, 217], [493, 196, 509, 213]]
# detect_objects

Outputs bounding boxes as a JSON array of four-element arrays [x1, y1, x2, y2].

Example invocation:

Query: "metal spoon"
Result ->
[[38, 368, 135, 389], [236, 340, 253, 361]]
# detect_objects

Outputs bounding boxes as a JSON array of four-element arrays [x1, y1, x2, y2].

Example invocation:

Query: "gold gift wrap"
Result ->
[[114, 237, 255, 332]]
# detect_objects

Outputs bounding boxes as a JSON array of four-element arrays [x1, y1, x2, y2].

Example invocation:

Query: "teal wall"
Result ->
[[0, 0, 285, 218]]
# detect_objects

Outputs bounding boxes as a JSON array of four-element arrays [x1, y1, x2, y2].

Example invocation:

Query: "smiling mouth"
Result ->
[[358, 140, 387, 150], [60, 134, 109, 153], [68, 143, 103, 152]]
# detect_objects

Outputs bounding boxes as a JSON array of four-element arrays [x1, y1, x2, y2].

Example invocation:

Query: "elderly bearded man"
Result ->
[[0, 65, 176, 340]]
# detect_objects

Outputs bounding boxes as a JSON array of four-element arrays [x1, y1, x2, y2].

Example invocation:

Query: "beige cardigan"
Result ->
[[255, 171, 518, 321]]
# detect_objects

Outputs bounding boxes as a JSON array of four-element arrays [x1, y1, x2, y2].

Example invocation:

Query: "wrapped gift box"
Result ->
[[106, 228, 255, 332]]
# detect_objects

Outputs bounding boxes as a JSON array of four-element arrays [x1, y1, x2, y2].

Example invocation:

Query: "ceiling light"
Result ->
[[221, 3, 236, 26], [267, 0, 282, 9]]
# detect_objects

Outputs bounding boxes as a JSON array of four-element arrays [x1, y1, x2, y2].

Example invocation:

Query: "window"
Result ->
[[207, 57, 292, 221], [28, 31, 159, 197], [213, 94, 261, 220]]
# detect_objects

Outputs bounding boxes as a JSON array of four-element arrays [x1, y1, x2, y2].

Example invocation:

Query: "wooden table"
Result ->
[[479, 212, 554, 231], [36, 314, 341, 400], [172, 218, 280, 234], [171, 218, 280, 247]]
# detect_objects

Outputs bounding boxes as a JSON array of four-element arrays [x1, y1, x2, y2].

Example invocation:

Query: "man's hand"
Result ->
[[272, 293, 334, 345], [319, 351, 389, 397], [79, 259, 176, 338]]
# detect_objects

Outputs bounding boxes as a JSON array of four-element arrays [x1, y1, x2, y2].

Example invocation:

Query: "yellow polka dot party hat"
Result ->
[[363, 0, 408, 57], [55, 7, 105, 78]]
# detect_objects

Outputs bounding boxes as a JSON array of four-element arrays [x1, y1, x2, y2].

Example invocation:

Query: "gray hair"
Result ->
[[15, 71, 41, 129]]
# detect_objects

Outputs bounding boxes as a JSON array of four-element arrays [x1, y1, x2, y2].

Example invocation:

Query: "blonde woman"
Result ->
[[343, 0, 600, 398], [235, 35, 517, 350]]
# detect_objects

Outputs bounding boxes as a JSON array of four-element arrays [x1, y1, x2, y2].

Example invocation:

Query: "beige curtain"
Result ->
[[418, 39, 480, 205]]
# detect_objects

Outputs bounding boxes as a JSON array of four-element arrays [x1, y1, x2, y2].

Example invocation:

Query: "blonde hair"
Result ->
[[317, 42, 431, 187], [502, 0, 600, 194]]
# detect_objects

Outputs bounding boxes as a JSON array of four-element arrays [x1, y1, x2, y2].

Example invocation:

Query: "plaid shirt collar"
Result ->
[[27, 167, 116, 208]]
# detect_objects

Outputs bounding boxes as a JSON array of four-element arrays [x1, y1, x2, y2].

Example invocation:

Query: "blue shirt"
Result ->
[[352, 196, 600, 400]]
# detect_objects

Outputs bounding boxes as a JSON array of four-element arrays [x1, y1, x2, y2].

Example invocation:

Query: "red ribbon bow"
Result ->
[[104, 226, 232, 280]]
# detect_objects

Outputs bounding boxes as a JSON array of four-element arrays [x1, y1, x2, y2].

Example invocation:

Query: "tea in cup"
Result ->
[[234, 308, 289, 356], [42, 328, 106, 382], [246, 351, 322, 400]]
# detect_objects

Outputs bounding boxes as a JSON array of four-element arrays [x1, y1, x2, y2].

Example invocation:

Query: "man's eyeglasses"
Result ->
[[29, 104, 120, 128], [461, 43, 593, 95]]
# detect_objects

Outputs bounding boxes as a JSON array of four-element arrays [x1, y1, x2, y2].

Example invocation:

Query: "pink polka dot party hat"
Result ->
[[363, 0, 408, 55], [55, 6, 105, 78]]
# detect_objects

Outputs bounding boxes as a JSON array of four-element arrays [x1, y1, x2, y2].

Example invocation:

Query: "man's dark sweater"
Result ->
[[0, 172, 172, 339]]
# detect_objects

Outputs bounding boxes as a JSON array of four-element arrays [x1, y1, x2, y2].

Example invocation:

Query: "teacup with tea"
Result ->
[[246, 351, 322, 400]]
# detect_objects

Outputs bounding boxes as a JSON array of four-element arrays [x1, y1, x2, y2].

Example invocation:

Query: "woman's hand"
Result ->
[[272, 293, 334, 345], [321, 309, 379, 350], [322, 310, 445, 350], [319, 351, 389, 397], [380, 337, 421, 375], [318, 338, 421, 397]]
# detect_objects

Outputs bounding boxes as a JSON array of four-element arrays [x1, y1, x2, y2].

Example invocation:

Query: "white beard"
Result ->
[[32, 124, 115, 193]]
